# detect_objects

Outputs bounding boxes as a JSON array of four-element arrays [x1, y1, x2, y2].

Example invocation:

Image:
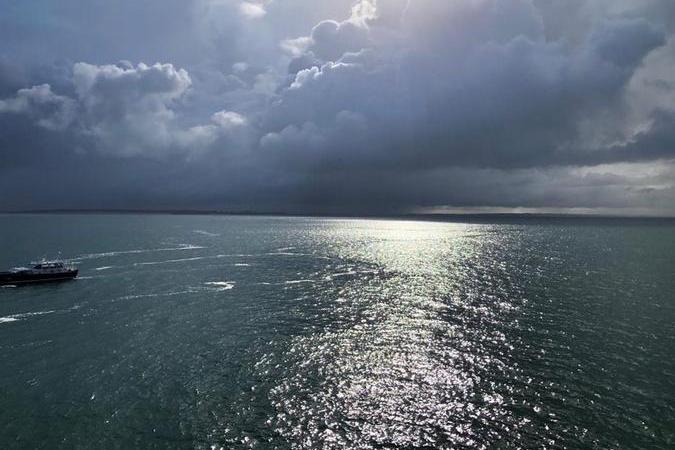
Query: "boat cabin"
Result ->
[[33, 262, 65, 270]]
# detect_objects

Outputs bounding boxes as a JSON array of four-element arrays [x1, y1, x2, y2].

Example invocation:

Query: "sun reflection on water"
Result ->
[[3, 216, 673, 449], [251, 219, 529, 448]]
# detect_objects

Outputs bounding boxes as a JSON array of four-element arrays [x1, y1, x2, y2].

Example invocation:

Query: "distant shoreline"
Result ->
[[2, 209, 675, 224]]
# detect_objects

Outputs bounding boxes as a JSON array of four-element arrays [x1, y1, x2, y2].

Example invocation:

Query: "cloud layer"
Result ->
[[1, 0, 674, 214]]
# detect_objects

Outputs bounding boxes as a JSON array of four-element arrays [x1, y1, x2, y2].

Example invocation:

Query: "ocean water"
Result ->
[[0, 214, 674, 449]]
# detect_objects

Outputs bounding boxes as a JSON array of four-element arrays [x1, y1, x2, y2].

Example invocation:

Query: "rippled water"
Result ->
[[1, 214, 674, 449]]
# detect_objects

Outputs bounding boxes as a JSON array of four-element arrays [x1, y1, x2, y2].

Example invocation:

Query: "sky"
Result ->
[[1, 0, 674, 215]]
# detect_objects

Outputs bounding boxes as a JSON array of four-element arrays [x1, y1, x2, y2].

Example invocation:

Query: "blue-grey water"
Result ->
[[1, 214, 674, 449]]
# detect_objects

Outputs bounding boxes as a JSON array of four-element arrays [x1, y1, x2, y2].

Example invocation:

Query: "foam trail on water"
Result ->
[[71, 244, 205, 261], [135, 253, 249, 266], [205, 281, 235, 291], [136, 256, 212, 266], [284, 279, 315, 285], [0, 310, 56, 325], [194, 230, 220, 237], [116, 289, 199, 301]]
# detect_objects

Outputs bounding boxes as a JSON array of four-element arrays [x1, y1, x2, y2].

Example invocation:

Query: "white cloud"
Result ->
[[0, 84, 75, 130], [239, 1, 266, 19], [232, 62, 249, 72], [280, 37, 312, 58], [69, 62, 193, 155], [177, 110, 251, 158], [212, 110, 247, 128]]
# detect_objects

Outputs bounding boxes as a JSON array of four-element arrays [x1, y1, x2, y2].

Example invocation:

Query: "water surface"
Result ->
[[1, 214, 674, 449]]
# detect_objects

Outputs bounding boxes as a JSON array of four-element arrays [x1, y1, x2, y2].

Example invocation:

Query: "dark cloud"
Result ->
[[265, 8, 668, 172], [0, 0, 674, 214]]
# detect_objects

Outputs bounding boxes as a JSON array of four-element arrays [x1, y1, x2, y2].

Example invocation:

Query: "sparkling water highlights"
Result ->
[[0, 214, 674, 449]]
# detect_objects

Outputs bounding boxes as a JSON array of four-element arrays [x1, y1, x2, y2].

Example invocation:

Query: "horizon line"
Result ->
[[2, 208, 675, 221]]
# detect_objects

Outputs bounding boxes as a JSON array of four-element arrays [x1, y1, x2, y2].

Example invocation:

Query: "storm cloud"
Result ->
[[1, 0, 674, 214]]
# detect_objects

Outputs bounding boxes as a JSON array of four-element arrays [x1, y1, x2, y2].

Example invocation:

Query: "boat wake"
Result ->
[[204, 281, 236, 291], [71, 244, 205, 261], [133, 253, 252, 266], [283, 279, 315, 285], [0, 302, 85, 325], [193, 230, 221, 237], [135, 256, 210, 266], [116, 289, 200, 301], [0, 310, 56, 324]]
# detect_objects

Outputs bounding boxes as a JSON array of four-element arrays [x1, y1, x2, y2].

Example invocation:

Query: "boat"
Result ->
[[0, 260, 78, 286]]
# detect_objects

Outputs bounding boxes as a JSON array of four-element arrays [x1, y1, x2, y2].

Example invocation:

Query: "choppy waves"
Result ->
[[2, 217, 673, 449]]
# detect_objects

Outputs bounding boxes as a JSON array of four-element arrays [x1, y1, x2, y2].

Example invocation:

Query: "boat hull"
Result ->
[[0, 269, 78, 286]]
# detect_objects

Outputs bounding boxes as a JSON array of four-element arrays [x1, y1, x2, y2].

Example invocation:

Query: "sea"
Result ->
[[0, 214, 673, 449]]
